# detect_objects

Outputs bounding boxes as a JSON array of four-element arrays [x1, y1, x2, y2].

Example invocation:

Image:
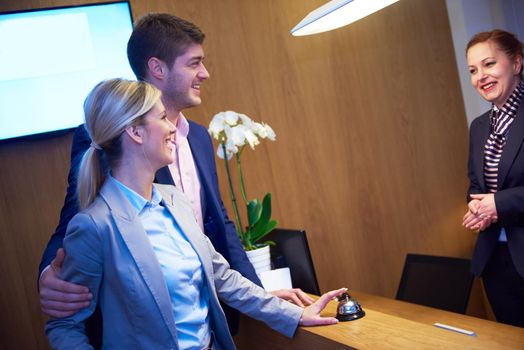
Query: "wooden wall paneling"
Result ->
[[0, 133, 73, 350], [172, 0, 471, 295]]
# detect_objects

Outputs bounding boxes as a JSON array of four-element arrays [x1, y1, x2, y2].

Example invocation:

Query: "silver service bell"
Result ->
[[336, 292, 365, 321]]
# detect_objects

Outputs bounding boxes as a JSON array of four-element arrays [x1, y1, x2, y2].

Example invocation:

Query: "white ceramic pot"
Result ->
[[245, 245, 271, 275]]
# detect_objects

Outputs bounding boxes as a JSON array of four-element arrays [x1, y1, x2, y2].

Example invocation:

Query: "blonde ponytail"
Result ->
[[77, 147, 105, 209], [77, 78, 161, 209]]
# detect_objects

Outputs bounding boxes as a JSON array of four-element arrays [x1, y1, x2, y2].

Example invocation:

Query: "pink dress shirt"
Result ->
[[168, 113, 204, 231]]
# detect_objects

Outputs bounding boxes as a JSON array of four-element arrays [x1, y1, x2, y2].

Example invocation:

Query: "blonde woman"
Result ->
[[45, 78, 345, 349]]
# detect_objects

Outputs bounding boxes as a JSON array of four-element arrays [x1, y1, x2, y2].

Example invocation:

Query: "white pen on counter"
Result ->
[[433, 322, 476, 336]]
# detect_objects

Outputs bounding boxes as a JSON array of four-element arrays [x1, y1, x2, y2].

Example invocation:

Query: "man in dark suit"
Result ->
[[39, 13, 311, 337]]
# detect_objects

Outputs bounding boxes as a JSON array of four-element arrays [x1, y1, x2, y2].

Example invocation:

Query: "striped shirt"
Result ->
[[483, 82, 524, 193]]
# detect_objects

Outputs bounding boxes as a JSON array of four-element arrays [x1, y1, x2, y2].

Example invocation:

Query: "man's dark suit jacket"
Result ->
[[39, 121, 261, 335], [467, 106, 524, 278]]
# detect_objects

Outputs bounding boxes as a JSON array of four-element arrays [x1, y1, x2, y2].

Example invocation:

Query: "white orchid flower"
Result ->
[[217, 139, 238, 160], [253, 122, 268, 138], [239, 113, 254, 130], [217, 145, 230, 160], [226, 138, 238, 153], [210, 110, 274, 158], [209, 113, 226, 139], [226, 125, 248, 147], [264, 123, 276, 141], [224, 110, 239, 125], [244, 129, 260, 149]]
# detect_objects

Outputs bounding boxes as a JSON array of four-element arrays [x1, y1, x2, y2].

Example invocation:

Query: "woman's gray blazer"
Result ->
[[45, 178, 302, 349]]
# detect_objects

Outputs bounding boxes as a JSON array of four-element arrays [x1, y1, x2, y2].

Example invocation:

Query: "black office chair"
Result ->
[[396, 253, 474, 314], [263, 228, 321, 295]]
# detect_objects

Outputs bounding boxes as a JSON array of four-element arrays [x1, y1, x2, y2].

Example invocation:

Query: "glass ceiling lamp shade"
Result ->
[[291, 0, 400, 36]]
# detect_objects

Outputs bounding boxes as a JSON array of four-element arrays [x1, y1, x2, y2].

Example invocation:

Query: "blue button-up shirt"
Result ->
[[111, 176, 211, 349]]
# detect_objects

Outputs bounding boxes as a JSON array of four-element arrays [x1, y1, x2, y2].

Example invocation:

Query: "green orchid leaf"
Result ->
[[249, 194, 272, 239], [259, 193, 272, 226], [253, 240, 276, 249], [251, 219, 278, 243], [247, 199, 262, 227]]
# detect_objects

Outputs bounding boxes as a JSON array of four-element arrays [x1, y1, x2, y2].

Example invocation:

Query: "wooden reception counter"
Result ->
[[234, 291, 524, 349]]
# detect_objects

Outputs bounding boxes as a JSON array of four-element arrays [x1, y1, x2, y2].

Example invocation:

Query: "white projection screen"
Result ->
[[0, 1, 134, 141]]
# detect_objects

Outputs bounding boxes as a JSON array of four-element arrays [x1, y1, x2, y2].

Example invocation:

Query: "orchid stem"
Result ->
[[237, 147, 249, 206], [221, 142, 245, 245]]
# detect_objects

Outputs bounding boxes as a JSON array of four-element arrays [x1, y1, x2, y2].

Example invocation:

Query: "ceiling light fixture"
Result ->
[[291, 0, 400, 36]]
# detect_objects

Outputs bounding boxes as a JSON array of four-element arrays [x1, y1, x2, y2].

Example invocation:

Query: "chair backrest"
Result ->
[[396, 253, 474, 314], [263, 228, 321, 295]]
